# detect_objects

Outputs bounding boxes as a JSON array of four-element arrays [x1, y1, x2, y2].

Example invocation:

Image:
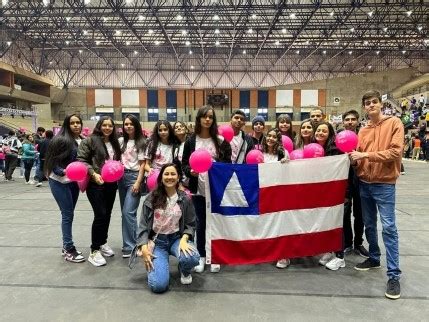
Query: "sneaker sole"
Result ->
[[122, 254, 131, 258], [65, 257, 85, 263], [88, 258, 106, 267], [385, 292, 401, 300], [354, 265, 381, 271], [326, 264, 346, 271]]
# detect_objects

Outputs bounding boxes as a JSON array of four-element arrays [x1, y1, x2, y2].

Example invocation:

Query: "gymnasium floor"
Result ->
[[0, 159, 428, 321]]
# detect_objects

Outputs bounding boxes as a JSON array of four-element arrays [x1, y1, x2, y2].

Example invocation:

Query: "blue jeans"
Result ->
[[49, 178, 80, 251], [360, 181, 401, 280], [118, 170, 141, 254], [148, 233, 200, 293]]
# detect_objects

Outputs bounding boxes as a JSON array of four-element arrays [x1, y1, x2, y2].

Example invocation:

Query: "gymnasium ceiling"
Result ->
[[1, 0, 428, 88]]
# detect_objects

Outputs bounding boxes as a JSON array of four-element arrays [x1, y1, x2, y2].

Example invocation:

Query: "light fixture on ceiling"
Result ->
[[248, 28, 253, 34], [190, 65, 194, 69], [138, 15, 145, 21], [275, 40, 280, 46], [281, 28, 287, 34], [406, 10, 412, 17], [95, 40, 100, 45], [376, 50, 380, 55], [251, 14, 257, 19], [322, 50, 326, 54], [66, 17, 71, 22], [242, 49, 247, 54], [305, 40, 309, 45], [189, 50, 193, 55], [121, 63, 125, 67], [65, 40, 70, 45], [289, 13, 296, 19], [185, 40, 191, 46], [402, 50, 406, 54], [84, 0, 91, 4], [215, 40, 220, 46], [363, 40, 369, 45], [181, 30, 187, 35], [103, 17, 108, 22], [213, 14, 220, 21], [115, 30, 121, 35], [417, 25, 423, 31], [368, 65, 372, 69], [2, 0, 9, 6], [155, 40, 160, 45], [42, 0, 49, 6], [295, 50, 300, 54], [383, 27, 388, 32], [176, 14, 183, 21], [79, 50, 83, 54], [336, 40, 340, 44], [215, 28, 220, 34], [134, 50, 138, 55], [348, 50, 353, 55], [126, 41, 130, 46], [329, 11, 334, 17], [125, 0, 133, 5], [83, 30, 88, 35], [6, 41, 12, 46], [148, 29, 154, 34], [350, 27, 355, 32], [49, 61, 53, 65], [367, 11, 373, 17]]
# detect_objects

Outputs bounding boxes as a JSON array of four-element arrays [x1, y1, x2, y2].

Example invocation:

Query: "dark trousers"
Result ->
[[86, 181, 117, 252], [23, 159, 34, 182], [5, 153, 19, 180], [192, 195, 207, 257], [35, 159, 46, 182], [344, 180, 364, 248]]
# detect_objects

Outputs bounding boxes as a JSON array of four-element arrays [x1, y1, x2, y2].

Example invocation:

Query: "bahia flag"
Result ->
[[205, 154, 350, 265]]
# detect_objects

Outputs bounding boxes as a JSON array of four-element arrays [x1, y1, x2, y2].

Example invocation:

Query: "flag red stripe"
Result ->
[[259, 179, 348, 214], [211, 228, 343, 265]]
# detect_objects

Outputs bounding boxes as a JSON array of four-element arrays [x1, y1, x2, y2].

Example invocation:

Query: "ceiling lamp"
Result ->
[[213, 14, 220, 21], [289, 13, 296, 19]]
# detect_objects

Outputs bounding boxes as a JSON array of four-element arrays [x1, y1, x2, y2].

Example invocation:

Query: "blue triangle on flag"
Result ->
[[208, 163, 259, 216]]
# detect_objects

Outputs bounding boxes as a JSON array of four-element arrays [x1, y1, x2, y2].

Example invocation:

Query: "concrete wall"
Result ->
[[277, 68, 421, 115]]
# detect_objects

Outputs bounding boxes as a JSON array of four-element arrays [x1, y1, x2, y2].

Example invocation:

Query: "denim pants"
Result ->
[[49, 179, 80, 251], [192, 195, 207, 257], [148, 233, 200, 293], [35, 159, 45, 182], [86, 181, 117, 252], [23, 159, 34, 182], [118, 170, 141, 254], [360, 181, 401, 280]]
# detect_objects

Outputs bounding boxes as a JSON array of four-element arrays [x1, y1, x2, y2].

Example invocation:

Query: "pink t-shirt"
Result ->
[[153, 193, 182, 234]]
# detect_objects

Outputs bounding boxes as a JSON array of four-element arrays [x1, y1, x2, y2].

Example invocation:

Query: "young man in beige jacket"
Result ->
[[350, 90, 404, 300]]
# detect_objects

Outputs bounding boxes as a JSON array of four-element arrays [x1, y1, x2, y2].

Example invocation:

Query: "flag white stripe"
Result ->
[[258, 154, 350, 187], [209, 205, 343, 241]]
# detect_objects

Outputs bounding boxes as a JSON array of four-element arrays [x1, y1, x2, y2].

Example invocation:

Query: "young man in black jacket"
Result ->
[[229, 110, 254, 163]]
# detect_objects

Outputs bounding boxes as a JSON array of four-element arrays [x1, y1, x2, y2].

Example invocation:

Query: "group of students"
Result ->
[[42, 90, 403, 299]]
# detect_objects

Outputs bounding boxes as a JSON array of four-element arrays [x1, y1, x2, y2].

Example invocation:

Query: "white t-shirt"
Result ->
[[195, 136, 218, 196], [104, 142, 115, 160], [153, 193, 182, 235], [263, 153, 278, 163], [119, 138, 145, 171], [144, 142, 173, 170], [230, 133, 243, 163]]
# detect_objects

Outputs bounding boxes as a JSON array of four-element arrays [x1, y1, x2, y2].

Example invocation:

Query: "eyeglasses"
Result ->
[[364, 99, 380, 106]]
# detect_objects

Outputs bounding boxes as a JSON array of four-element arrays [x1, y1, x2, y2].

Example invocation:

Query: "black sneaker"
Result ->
[[354, 245, 370, 258], [385, 279, 401, 300], [61, 248, 82, 256], [354, 258, 381, 271], [64, 249, 85, 263]]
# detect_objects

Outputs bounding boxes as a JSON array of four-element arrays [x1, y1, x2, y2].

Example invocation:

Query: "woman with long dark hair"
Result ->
[[276, 114, 294, 139], [45, 114, 85, 263], [133, 163, 199, 293], [294, 119, 315, 150], [261, 128, 289, 163], [77, 116, 122, 267], [118, 114, 146, 258], [182, 106, 231, 273], [144, 120, 178, 174]]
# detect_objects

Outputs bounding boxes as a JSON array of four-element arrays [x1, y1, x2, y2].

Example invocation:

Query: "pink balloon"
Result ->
[[246, 149, 264, 164], [303, 143, 325, 159], [190, 149, 213, 173], [101, 160, 124, 182], [281, 135, 294, 153], [218, 125, 234, 143], [77, 175, 90, 193], [335, 130, 358, 153], [65, 161, 88, 181], [290, 149, 304, 160], [147, 170, 160, 191]]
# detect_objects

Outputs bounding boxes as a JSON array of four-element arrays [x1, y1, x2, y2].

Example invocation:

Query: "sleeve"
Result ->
[[181, 138, 192, 177], [76, 138, 95, 175], [367, 119, 404, 163], [182, 197, 196, 240]]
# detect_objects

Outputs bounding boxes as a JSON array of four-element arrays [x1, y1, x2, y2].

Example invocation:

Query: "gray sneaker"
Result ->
[[100, 243, 115, 257], [385, 279, 400, 300]]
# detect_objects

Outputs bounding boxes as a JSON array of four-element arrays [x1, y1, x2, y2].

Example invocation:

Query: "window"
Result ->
[[148, 108, 159, 122], [257, 108, 268, 120], [239, 108, 250, 120], [166, 108, 177, 122]]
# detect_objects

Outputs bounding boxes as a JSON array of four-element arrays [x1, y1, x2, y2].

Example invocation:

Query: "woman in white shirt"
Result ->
[[118, 114, 146, 258], [45, 114, 85, 263]]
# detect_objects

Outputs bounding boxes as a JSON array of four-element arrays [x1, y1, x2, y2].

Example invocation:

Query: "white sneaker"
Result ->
[[210, 264, 221, 273], [180, 273, 193, 285], [28, 180, 35, 185], [35, 182, 42, 187], [276, 258, 291, 269], [88, 250, 106, 267], [100, 243, 115, 257], [325, 257, 346, 271], [194, 257, 205, 273], [319, 252, 333, 266]]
